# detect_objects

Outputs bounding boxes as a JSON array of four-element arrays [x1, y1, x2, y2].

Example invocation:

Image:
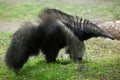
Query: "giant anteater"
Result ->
[[5, 8, 114, 72]]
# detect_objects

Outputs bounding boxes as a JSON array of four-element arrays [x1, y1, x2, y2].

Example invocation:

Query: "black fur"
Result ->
[[5, 8, 114, 71], [5, 21, 68, 71]]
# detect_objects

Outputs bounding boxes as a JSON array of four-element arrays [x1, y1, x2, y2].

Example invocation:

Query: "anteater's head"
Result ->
[[82, 22, 114, 40], [63, 19, 115, 41]]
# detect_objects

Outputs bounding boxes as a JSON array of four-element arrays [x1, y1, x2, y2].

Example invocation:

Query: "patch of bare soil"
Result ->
[[98, 20, 120, 40], [0, 21, 23, 32]]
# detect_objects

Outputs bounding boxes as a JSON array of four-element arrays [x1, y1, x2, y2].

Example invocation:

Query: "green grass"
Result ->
[[0, 31, 120, 80], [0, 0, 120, 22]]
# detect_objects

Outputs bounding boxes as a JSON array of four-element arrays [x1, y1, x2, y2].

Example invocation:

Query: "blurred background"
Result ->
[[0, 0, 120, 21]]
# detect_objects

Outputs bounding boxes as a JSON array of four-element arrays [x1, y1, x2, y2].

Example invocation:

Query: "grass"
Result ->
[[0, 0, 120, 80], [0, 0, 120, 22], [0, 31, 120, 80]]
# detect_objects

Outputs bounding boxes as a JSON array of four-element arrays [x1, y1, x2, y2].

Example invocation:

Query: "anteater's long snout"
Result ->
[[101, 31, 115, 40]]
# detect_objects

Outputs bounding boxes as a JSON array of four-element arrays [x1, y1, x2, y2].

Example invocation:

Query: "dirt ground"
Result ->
[[0, 21, 23, 32]]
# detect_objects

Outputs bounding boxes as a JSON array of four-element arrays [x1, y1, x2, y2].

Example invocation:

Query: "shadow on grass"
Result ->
[[17, 58, 90, 75]]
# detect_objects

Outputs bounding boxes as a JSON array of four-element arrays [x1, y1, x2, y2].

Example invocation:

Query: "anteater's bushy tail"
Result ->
[[5, 23, 43, 72]]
